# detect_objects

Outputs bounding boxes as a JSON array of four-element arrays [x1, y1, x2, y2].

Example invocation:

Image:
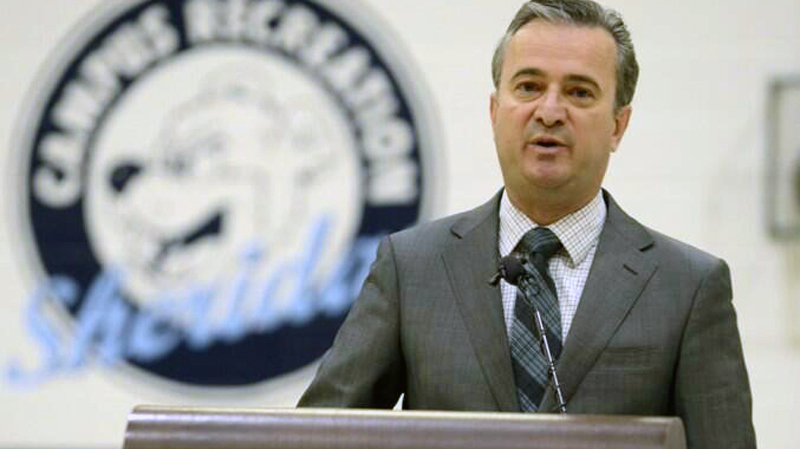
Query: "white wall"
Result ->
[[1, 0, 798, 447]]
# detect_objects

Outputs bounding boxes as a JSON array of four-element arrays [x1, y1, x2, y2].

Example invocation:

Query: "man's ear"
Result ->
[[490, 91, 498, 127], [610, 105, 632, 152]]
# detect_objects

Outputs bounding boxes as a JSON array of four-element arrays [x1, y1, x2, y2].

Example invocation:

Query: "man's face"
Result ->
[[490, 20, 631, 210]]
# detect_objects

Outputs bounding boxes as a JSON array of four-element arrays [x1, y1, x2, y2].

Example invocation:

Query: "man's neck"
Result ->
[[506, 188, 601, 226]]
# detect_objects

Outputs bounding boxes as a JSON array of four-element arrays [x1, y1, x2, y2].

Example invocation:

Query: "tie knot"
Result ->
[[515, 227, 562, 261]]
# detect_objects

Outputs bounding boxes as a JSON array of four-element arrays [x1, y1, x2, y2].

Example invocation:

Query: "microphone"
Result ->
[[489, 253, 568, 414], [488, 254, 526, 286]]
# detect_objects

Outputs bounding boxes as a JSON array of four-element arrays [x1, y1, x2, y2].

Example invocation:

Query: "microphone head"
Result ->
[[498, 254, 526, 286]]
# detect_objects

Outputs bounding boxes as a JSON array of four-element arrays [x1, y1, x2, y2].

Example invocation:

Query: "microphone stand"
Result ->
[[515, 265, 568, 414]]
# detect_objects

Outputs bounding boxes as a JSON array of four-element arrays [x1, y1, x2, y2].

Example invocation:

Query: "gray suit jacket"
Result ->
[[299, 191, 756, 449]]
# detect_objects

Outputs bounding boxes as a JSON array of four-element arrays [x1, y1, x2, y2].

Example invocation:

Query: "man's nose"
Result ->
[[533, 90, 566, 127]]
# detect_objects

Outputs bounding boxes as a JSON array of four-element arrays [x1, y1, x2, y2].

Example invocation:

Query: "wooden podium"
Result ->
[[123, 405, 686, 449]]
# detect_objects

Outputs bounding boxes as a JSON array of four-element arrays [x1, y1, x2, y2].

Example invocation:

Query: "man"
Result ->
[[298, 1, 756, 448]]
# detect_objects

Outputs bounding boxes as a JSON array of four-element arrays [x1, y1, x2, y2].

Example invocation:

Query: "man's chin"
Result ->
[[524, 171, 570, 191]]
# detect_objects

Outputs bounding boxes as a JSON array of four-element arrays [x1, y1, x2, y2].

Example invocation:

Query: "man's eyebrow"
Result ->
[[565, 74, 602, 91], [510, 68, 545, 81], [510, 68, 603, 92]]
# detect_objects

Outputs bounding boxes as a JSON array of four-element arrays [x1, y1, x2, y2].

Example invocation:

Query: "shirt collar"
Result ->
[[498, 190, 607, 267]]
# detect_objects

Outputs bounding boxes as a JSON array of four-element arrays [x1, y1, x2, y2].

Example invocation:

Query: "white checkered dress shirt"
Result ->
[[498, 190, 606, 343]]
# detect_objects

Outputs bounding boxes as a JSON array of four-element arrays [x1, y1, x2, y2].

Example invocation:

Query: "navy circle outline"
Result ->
[[18, 0, 439, 386]]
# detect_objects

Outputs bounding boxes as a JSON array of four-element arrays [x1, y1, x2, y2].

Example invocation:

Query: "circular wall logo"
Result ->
[[10, 0, 439, 386]]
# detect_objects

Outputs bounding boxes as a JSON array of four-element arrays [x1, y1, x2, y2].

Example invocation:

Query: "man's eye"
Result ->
[[516, 82, 540, 93], [569, 88, 594, 99]]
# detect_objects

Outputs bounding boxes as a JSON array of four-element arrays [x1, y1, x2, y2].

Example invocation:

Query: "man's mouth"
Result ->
[[529, 136, 568, 151]]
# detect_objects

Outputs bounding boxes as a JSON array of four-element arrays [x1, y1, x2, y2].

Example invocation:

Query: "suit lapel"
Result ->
[[441, 192, 520, 412], [539, 192, 658, 412]]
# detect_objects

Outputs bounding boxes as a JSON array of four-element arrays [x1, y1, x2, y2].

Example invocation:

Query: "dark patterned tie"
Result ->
[[509, 227, 563, 412]]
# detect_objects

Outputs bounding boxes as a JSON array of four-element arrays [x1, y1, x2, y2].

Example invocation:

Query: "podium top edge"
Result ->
[[130, 404, 681, 426]]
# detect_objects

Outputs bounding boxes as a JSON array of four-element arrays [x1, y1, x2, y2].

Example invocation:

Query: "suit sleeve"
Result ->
[[674, 260, 757, 449], [297, 235, 406, 408]]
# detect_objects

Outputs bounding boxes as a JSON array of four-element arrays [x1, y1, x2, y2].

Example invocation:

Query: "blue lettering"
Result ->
[[126, 308, 181, 362], [280, 217, 329, 325], [252, 267, 284, 333], [67, 270, 127, 367], [216, 242, 263, 343], [5, 277, 78, 386], [6, 215, 383, 387], [179, 286, 216, 350]]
